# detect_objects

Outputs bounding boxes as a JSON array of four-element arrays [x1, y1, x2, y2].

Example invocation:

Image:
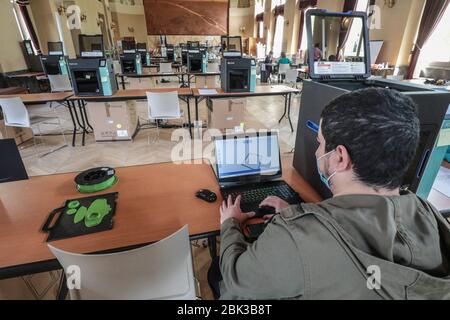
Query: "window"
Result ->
[[259, 21, 264, 38], [273, 15, 284, 57], [343, 0, 370, 57], [272, 0, 285, 8], [415, 5, 450, 75], [256, 0, 265, 14]]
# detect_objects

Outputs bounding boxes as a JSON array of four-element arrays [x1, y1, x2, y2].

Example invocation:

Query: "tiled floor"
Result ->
[[0, 80, 302, 300]]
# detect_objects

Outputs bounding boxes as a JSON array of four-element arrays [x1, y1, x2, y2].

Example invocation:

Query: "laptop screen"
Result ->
[[214, 133, 281, 182]]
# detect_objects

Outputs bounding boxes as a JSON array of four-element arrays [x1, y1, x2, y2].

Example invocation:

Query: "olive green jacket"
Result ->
[[219, 192, 450, 300]]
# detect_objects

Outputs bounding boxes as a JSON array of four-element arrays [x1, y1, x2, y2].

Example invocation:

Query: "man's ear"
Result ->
[[334, 145, 352, 172]]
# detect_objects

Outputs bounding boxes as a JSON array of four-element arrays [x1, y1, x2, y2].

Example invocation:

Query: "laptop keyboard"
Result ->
[[222, 181, 301, 212]]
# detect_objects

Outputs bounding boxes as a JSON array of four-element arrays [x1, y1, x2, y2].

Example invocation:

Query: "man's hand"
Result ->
[[259, 196, 290, 220], [220, 195, 255, 225]]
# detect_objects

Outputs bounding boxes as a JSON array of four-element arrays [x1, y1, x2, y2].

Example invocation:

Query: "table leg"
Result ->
[[121, 75, 126, 90], [278, 94, 288, 124], [208, 236, 217, 259], [76, 100, 87, 146], [195, 96, 199, 122], [287, 93, 294, 132], [57, 272, 68, 300], [81, 100, 93, 132], [66, 102, 77, 147], [186, 97, 193, 138]]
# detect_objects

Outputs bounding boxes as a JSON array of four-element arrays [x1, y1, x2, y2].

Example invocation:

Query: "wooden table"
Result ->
[[5, 72, 47, 93], [0, 156, 321, 283], [0, 92, 81, 147], [118, 72, 220, 89], [118, 72, 187, 90], [68, 88, 194, 143], [192, 85, 300, 135]]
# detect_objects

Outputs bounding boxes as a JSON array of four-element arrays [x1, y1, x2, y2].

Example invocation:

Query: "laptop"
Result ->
[[212, 132, 302, 218], [0, 139, 28, 183]]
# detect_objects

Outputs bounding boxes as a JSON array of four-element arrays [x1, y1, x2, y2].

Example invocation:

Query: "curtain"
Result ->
[[337, 0, 358, 59], [256, 13, 264, 39], [406, 0, 450, 79], [272, 5, 285, 53], [16, 0, 41, 55]]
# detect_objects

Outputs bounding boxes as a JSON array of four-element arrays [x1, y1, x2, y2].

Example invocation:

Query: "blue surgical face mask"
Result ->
[[316, 150, 337, 190]]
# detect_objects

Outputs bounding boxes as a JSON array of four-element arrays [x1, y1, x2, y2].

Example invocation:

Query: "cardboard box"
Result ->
[[0, 119, 33, 145], [87, 100, 138, 142], [196, 75, 218, 88], [207, 98, 246, 130]]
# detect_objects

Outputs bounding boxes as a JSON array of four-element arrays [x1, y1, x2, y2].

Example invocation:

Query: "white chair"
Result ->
[[48, 226, 197, 300], [159, 62, 173, 83], [285, 69, 299, 89], [278, 64, 291, 83], [146, 91, 185, 143], [206, 62, 220, 73], [47, 75, 73, 110], [112, 60, 122, 75], [0, 97, 67, 157]]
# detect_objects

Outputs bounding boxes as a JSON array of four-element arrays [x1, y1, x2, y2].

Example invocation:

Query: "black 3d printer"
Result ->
[[68, 35, 117, 96], [187, 45, 206, 73], [136, 43, 151, 67], [40, 42, 69, 76], [119, 40, 142, 75], [220, 36, 256, 92], [166, 44, 176, 62], [293, 9, 450, 201]]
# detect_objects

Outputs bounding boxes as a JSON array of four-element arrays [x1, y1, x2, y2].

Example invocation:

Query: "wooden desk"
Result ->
[[0, 92, 73, 104], [118, 72, 187, 90], [192, 86, 300, 134], [0, 92, 82, 147], [5, 72, 47, 93], [69, 88, 194, 143], [0, 156, 321, 281], [118, 72, 220, 90]]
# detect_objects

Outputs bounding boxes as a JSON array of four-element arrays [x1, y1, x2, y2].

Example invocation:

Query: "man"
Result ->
[[314, 43, 323, 61], [216, 88, 450, 300], [264, 51, 274, 64]]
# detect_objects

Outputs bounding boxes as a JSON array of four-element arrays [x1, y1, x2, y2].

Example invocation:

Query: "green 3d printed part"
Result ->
[[84, 199, 112, 228], [68, 201, 80, 209], [74, 206, 87, 224], [75, 167, 118, 193]]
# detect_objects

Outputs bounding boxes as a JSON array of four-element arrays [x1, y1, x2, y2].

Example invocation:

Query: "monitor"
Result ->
[[213, 132, 281, 182], [0, 139, 28, 183]]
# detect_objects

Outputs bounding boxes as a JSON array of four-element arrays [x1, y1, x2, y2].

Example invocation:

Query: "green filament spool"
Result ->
[[75, 167, 118, 194]]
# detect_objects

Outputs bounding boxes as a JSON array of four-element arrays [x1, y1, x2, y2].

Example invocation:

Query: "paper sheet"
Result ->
[[433, 166, 450, 197], [198, 89, 217, 95]]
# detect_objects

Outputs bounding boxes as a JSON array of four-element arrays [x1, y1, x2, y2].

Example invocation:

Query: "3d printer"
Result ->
[[40, 42, 69, 76], [68, 35, 117, 96], [137, 43, 151, 67], [293, 9, 450, 200], [187, 49, 206, 73], [119, 40, 142, 75], [220, 36, 256, 92]]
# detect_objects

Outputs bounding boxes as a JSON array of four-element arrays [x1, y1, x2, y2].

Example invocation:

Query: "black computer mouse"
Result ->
[[196, 189, 217, 203], [255, 206, 276, 218]]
